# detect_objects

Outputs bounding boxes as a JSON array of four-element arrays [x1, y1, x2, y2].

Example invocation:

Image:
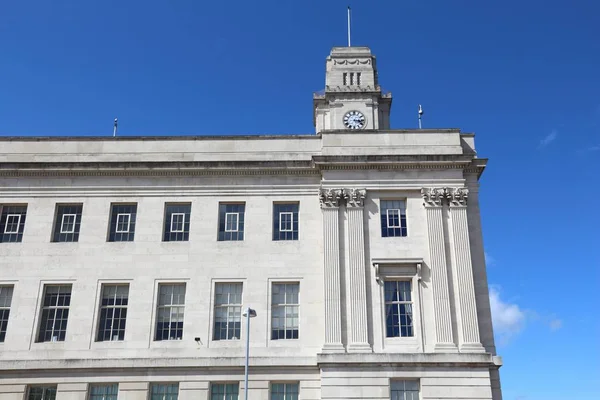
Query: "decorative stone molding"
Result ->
[[446, 187, 469, 207], [333, 59, 372, 65], [421, 188, 446, 207], [343, 188, 366, 208], [319, 189, 343, 208]]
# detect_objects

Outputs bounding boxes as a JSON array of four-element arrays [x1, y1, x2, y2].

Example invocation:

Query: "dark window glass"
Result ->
[[213, 283, 242, 340], [218, 203, 245, 241], [155, 284, 185, 340], [273, 203, 299, 241], [89, 384, 119, 400], [108, 204, 137, 242], [384, 281, 414, 338], [97, 285, 129, 341], [1, 205, 27, 243], [163, 204, 191, 242], [28, 386, 57, 400], [271, 283, 299, 340], [0, 286, 14, 342], [390, 381, 419, 400], [53, 204, 83, 242], [271, 383, 299, 400], [150, 384, 179, 400], [211, 383, 239, 400], [380, 200, 407, 237], [37, 285, 72, 342]]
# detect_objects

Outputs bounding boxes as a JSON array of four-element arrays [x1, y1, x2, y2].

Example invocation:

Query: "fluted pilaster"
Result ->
[[447, 187, 485, 352], [319, 188, 345, 352], [343, 188, 371, 352], [422, 188, 457, 352]]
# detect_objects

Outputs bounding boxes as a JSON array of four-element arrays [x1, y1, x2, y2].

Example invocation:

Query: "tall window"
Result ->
[[53, 204, 83, 242], [163, 204, 191, 242], [97, 284, 129, 341], [155, 284, 185, 340], [89, 384, 118, 400], [384, 281, 413, 338], [356, 72, 362, 85], [271, 383, 299, 400], [210, 384, 239, 400], [273, 203, 299, 241], [390, 381, 419, 400], [28, 386, 57, 400], [380, 200, 407, 237], [218, 203, 245, 241], [1, 205, 27, 243], [37, 284, 72, 342], [0, 285, 14, 342], [271, 283, 299, 340], [150, 384, 179, 400], [213, 283, 242, 340], [108, 204, 137, 242]]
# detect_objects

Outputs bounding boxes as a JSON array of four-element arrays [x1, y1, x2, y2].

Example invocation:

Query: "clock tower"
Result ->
[[313, 46, 392, 133]]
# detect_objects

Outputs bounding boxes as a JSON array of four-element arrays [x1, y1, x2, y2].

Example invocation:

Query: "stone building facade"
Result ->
[[0, 47, 502, 400]]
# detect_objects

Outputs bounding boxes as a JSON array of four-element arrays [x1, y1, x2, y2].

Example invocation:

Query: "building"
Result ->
[[0, 46, 502, 400]]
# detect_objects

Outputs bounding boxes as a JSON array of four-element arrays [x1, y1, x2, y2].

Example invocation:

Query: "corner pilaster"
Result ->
[[421, 188, 457, 352], [343, 188, 372, 353], [319, 188, 345, 353], [446, 187, 485, 353]]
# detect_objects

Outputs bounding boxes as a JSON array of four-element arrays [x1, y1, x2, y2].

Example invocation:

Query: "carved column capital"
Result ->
[[446, 187, 469, 207], [343, 188, 367, 208], [421, 188, 446, 207], [319, 188, 343, 208]]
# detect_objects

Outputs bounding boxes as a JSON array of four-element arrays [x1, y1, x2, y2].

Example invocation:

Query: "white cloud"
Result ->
[[489, 286, 526, 344], [484, 252, 496, 266], [549, 319, 563, 331], [539, 130, 558, 147]]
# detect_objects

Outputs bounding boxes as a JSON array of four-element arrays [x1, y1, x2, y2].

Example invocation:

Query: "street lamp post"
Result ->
[[242, 307, 257, 400]]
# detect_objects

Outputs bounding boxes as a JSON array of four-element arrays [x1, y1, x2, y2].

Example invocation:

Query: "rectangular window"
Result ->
[[273, 203, 299, 241], [155, 284, 185, 340], [1, 205, 27, 243], [89, 384, 119, 400], [384, 281, 414, 338], [349, 72, 354, 85], [211, 384, 239, 400], [390, 381, 419, 400], [28, 386, 57, 400], [108, 204, 137, 242], [0, 285, 14, 342], [97, 284, 129, 341], [163, 204, 191, 242], [343, 72, 348, 86], [37, 284, 72, 342], [218, 203, 245, 241], [213, 283, 243, 340], [380, 200, 407, 237], [357, 72, 362, 85], [271, 383, 299, 400], [53, 204, 83, 242], [271, 283, 299, 340], [150, 384, 179, 400]]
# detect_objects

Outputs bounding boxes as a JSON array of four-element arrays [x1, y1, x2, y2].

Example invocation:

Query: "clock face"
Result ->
[[343, 110, 366, 129]]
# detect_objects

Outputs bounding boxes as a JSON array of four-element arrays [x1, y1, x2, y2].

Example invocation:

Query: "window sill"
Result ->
[[267, 338, 301, 348], [208, 339, 244, 348]]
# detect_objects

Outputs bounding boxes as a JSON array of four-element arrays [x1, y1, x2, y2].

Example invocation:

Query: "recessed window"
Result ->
[[53, 204, 83, 242], [0, 285, 14, 342], [163, 204, 191, 242], [390, 381, 419, 400], [349, 72, 355, 85], [271, 383, 299, 400], [357, 72, 362, 85], [210, 383, 239, 400], [89, 384, 118, 400], [343, 72, 348, 85], [155, 284, 185, 341], [273, 203, 299, 241], [97, 284, 129, 342], [150, 384, 179, 400], [213, 282, 243, 340], [218, 203, 245, 241], [380, 200, 407, 237], [1, 205, 27, 243], [271, 283, 299, 340], [27, 386, 57, 400], [384, 281, 414, 338], [37, 284, 72, 342], [108, 204, 137, 242]]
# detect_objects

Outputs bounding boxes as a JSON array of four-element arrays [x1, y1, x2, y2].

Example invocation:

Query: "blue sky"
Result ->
[[1, 0, 599, 398]]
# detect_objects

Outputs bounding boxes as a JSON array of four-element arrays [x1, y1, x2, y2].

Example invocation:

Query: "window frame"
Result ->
[[272, 203, 299, 241], [149, 383, 179, 400], [36, 284, 72, 343], [170, 213, 186, 233], [96, 284, 129, 342], [390, 380, 419, 400], [386, 208, 402, 228], [224, 212, 239, 233], [0, 285, 14, 342], [278, 212, 294, 232], [380, 199, 408, 238], [210, 383, 239, 400], [88, 384, 119, 400], [52, 204, 83, 242], [60, 213, 77, 234], [270, 382, 299, 400], [163, 203, 191, 242], [270, 282, 300, 340], [217, 203, 245, 241], [384, 279, 414, 338], [27, 386, 57, 400], [154, 283, 186, 341], [108, 203, 137, 242], [0, 204, 27, 243], [4, 214, 21, 234], [115, 213, 131, 233], [212, 282, 243, 341]]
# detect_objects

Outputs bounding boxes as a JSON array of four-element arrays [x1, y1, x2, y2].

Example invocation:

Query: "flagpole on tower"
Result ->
[[347, 6, 352, 47], [113, 118, 118, 137], [418, 105, 424, 129]]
